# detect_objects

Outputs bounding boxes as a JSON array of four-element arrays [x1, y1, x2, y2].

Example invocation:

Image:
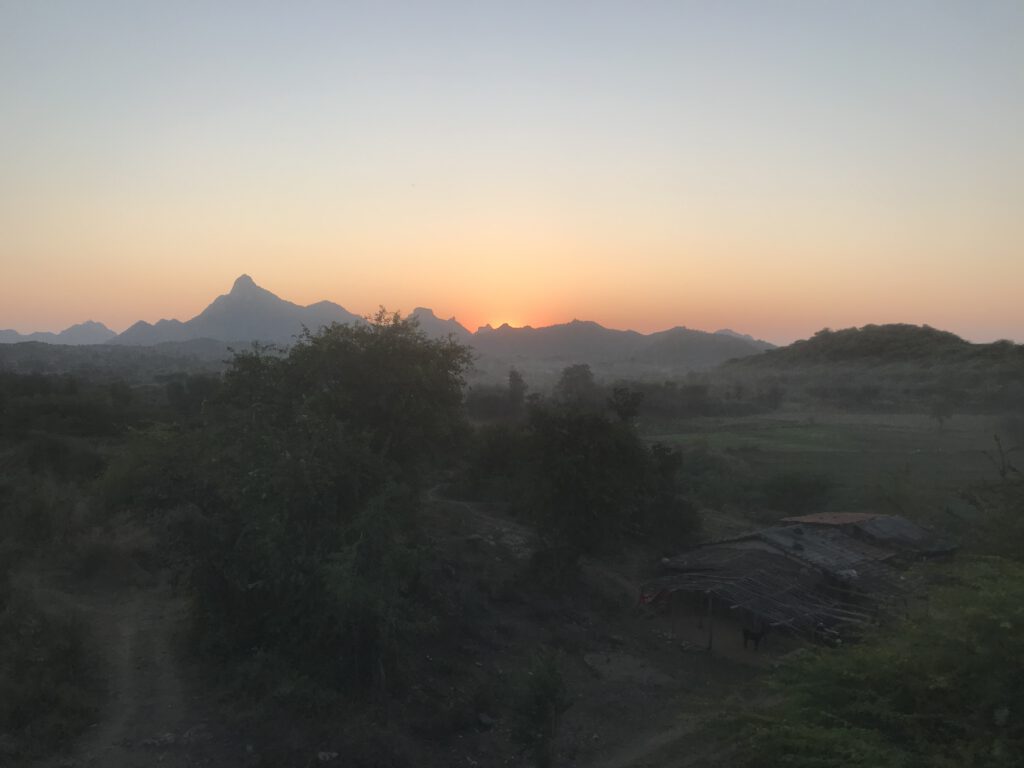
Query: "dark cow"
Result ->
[[742, 624, 771, 650]]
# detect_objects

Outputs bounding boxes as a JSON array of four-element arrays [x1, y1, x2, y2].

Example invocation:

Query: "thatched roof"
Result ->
[[642, 517, 939, 639]]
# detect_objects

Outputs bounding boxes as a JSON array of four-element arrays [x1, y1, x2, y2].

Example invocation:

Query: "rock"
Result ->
[[142, 733, 176, 748], [477, 712, 497, 729], [182, 724, 212, 744]]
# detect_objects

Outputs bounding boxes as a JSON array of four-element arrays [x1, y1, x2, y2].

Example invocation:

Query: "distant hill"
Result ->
[[714, 328, 775, 351], [0, 340, 227, 380], [1, 275, 774, 378], [0, 320, 116, 346], [110, 275, 363, 346], [727, 324, 1020, 368], [472, 320, 644, 361], [468, 320, 773, 381], [720, 324, 1024, 410], [637, 326, 775, 367], [408, 308, 472, 342]]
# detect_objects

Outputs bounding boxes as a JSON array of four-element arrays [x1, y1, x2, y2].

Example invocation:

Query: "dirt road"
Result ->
[[35, 582, 211, 768]]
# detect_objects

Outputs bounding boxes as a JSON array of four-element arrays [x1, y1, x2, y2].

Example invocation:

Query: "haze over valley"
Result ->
[[1, 274, 782, 382]]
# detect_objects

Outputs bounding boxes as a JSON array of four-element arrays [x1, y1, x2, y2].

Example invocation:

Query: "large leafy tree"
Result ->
[[522, 405, 698, 565], [184, 312, 473, 696]]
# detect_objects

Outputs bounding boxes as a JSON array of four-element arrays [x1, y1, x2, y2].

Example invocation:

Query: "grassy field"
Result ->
[[644, 410, 1004, 526]]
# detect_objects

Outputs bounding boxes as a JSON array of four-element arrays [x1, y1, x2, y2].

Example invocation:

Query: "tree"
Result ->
[[512, 650, 572, 768], [607, 386, 643, 422], [508, 367, 528, 419], [183, 312, 474, 698], [553, 364, 602, 412], [524, 409, 646, 562], [522, 406, 698, 566]]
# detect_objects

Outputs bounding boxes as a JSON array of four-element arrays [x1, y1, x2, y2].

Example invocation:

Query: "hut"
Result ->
[[641, 516, 942, 647], [781, 512, 958, 560]]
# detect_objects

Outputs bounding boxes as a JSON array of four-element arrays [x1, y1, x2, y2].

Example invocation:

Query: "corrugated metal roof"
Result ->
[[645, 547, 873, 635], [779, 512, 957, 556], [645, 514, 950, 640], [853, 515, 957, 554]]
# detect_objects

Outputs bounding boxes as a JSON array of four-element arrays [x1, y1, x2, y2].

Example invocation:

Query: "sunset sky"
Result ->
[[1, 1, 1022, 343]]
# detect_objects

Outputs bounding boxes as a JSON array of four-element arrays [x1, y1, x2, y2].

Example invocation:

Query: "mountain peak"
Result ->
[[230, 274, 258, 294]]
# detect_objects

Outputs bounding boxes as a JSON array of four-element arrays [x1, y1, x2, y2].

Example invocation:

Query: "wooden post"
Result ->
[[706, 590, 714, 651]]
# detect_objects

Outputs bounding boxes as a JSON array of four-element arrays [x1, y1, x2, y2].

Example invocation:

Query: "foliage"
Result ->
[[722, 324, 1024, 412], [0, 585, 100, 761], [730, 557, 1024, 768], [464, 367, 530, 423], [760, 471, 834, 516], [508, 367, 528, 419], [553, 363, 603, 412], [607, 386, 644, 422], [523, 408, 646, 559], [959, 439, 1024, 560], [522, 403, 698, 563], [512, 649, 572, 768], [180, 313, 472, 701]]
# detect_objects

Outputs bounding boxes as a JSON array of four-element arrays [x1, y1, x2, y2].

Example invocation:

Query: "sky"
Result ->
[[1, 1, 1022, 344]]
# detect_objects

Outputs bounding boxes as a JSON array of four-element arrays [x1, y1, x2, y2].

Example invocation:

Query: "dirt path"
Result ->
[[36, 582, 210, 768], [425, 483, 536, 559], [587, 717, 702, 768]]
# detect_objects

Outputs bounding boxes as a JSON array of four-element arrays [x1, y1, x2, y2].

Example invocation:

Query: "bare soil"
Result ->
[[32, 579, 219, 768]]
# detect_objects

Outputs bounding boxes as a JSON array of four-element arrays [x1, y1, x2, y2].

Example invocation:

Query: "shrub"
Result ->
[[730, 558, 1024, 768], [760, 471, 834, 515], [512, 650, 572, 768], [0, 585, 101, 761]]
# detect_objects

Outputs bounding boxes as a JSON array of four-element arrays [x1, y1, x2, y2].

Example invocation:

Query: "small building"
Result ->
[[780, 512, 958, 560], [641, 514, 945, 647]]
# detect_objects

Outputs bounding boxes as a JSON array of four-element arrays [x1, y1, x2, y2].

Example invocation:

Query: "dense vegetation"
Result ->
[[0, 372, 148, 759], [730, 557, 1024, 768], [723, 324, 1024, 411], [460, 363, 700, 564], [1, 319, 1022, 766]]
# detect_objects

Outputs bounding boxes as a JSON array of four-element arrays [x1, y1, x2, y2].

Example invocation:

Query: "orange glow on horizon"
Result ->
[[2, 4, 1022, 346]]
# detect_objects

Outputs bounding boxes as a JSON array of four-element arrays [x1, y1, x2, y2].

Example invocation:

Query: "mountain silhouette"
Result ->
[[111, 274, 363, 345], [714, 328, 775, 351], [408, 308, 472, 342], [473, 319, 643, 360], [0, 320, 116, 345], [470, 319, 773, 371], [1, 275, 775, 373]]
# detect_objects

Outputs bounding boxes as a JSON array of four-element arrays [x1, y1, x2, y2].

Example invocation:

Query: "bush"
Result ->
[[760, 471, 834, 516], [512, 650, 571, 768], [180, 315, 471, 706], [0, 585, 101, 761], [730, 558, 1024, 767]]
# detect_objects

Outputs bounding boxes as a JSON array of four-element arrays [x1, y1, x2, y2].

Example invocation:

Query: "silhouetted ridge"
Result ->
[[2, 275, 775, 372], [408, 308, 472, 341], [0, 320, 117, 345], [231, 274, 257, 293], [728, 324, 1022, 368], [110, 275, 363, 345]]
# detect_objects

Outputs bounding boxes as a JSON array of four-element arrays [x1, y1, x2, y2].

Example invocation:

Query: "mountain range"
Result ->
[[0, 275, 775, 374], [0, 320, 117, 345]]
